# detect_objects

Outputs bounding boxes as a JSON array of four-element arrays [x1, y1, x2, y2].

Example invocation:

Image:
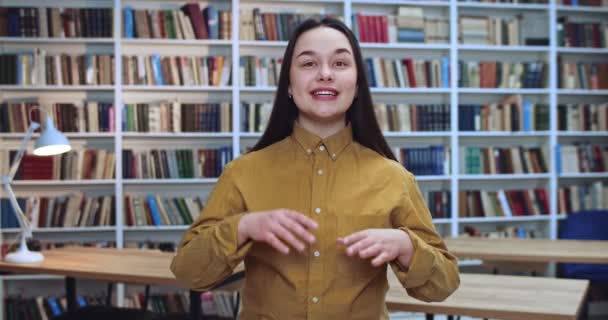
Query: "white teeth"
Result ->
[[314, 90, 336, 96]]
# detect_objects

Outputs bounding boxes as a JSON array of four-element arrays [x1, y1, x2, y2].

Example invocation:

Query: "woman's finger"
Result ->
[[279, 214, 316, 244], [358, 243, 382, 259], [346, 237, 373, 256], [271, 222, 306, 252], [371, 251, 391, 267], [265, 232, 290, 254]]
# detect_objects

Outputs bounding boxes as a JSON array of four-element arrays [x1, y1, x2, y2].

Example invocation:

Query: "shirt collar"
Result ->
[[291, 121, 353, 161]]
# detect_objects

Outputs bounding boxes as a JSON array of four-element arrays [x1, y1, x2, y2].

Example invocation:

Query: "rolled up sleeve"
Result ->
[[170, 162, 252, 291], [389, 171, 460, 302]]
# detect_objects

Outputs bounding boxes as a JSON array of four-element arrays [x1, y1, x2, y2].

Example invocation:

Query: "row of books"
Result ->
[[460, 225, 539, 239], [1, 149, 116, 181], [123, 4, 230, 40], [461, 146, 548, 174], [557, 103, 608, 132], [240, 8, 330, 42], [458, 101, 550, 131], [364, 57, 450, 88], [558, 181, 607, 214], [375, 104, 450, 132], [0, 51, 114, 86], [425, 190, 451, 219], [122, 147, 232, 179], [352, 9, 449, 44], [458, 188, 550, 217], [0, 7, 112, 38], [239, 56, 282, 87], [242, 102, 450, 134], [459, 15, 521, 46], [461, 1, 548, 4], [0, 101, 114, 133], [122, 55, 231, 87], [559, 0, 608, 7], [240, 102, 272, 133], [458, 61, 547, 89], [123, 291, 238, 318], [0, 195, 115, 228], [4, 295, 107, 320], [395, 145, 451, 176], [124, 195, 202, 227], [123, 102, 232, 133], [557, 18, 608, 48], [559, 61, 608, 90], [557, 144, 608, 173]]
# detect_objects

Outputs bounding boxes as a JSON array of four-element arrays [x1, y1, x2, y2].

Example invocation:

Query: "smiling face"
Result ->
[[289, 26, 358, 136]]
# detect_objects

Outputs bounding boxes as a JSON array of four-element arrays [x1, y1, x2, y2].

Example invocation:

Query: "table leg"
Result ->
[[142, 285, 150, 311], [233, 292, 240, 319], [190, 290, 201, 320], [65, 277, 77, 312], [106, 283, 114, 306]]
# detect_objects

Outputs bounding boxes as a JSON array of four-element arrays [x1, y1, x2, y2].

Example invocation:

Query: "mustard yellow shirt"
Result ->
[[171, 122, 460, 320]]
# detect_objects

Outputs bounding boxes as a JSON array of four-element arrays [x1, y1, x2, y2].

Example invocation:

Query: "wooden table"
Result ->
[[386, 271, 589, 320], [445, 237, 608, 264], [0, 247, 244, 319], [0, 247, 590, 320]]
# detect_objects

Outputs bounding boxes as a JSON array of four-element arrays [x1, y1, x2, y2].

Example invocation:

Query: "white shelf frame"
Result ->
[[0, 0, 606, 309]]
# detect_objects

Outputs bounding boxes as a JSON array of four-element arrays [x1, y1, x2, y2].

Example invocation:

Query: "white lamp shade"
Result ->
[[33, 117, 71, 156]]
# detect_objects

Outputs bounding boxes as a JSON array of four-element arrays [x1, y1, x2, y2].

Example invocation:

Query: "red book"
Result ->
[[181, 3, 208, 39], [356, 13, 366, 43], [403, 58, 417, 88]]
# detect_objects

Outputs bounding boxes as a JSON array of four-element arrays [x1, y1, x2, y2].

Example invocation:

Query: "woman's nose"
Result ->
[[317, 64, 334, 81]]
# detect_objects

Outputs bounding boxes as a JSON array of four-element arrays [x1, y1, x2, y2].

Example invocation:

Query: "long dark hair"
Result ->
[[249, 17, 396, 161]]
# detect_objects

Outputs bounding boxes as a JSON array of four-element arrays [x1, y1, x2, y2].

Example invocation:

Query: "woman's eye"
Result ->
[[335, 60, 348, 67], [301, 61, 315, 67]]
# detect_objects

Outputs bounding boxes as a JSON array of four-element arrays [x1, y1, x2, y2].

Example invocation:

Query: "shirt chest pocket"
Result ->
[[336, 212, 391, 280]]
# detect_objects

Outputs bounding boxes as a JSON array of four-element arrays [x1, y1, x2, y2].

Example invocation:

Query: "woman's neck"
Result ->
[[296, 116, 346, 139]]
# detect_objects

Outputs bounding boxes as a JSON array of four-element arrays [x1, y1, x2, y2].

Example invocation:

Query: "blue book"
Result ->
[[7, 8, 20, 37], [364, 58, 376, 87], [47, 297, 63, 316], [124, 6, 134, 38], [523, 100, 532, 132], [151, 55, 164, 85], [351, 14, 359, 41], [77, 296, 87, 307], [555, 144, 562, 175], [441, 56, 449, 88], [146, 195, 162, 226], [203, 5, 219, 39]]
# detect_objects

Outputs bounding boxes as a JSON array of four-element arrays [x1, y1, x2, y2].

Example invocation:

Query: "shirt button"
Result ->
[[331, 153, 336, 158], [306, 148, 312, 154], [312, 297, 319, 303], [319, 145, 325, 151], [317, 169, 323, 176], [314, 251, 320, 257], [315, 208, 321, 214]]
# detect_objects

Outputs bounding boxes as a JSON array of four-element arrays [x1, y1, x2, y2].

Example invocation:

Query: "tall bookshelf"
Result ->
[[0, 0, 607, 314]]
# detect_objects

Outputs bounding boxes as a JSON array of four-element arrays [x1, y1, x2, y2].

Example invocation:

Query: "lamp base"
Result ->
[[4, 234, 44, 264]]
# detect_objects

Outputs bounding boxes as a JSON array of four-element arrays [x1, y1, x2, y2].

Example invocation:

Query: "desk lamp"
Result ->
[[1, 109, 71, 263]]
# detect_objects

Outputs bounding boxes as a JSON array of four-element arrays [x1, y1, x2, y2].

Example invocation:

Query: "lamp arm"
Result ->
[[7, 121, 40, 181], [1, 181, 32, 237]]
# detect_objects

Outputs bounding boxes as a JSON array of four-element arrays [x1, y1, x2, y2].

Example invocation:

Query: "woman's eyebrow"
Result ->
[[296, 48, 352, 58]]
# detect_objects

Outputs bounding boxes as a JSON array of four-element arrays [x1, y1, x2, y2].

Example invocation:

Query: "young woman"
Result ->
[[171, 17, 459, 319]]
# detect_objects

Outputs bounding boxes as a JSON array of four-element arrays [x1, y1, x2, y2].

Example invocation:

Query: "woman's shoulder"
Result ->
[[225, 137, 291, 172], [354, 142, 414, 180]]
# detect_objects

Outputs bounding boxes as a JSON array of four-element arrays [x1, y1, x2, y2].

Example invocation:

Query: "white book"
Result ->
[[497, 190, 512, 217]]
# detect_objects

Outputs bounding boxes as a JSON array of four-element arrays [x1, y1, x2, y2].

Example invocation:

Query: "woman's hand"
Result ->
[[337, 229, 414, 267], [238, 209, 318, 254]]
